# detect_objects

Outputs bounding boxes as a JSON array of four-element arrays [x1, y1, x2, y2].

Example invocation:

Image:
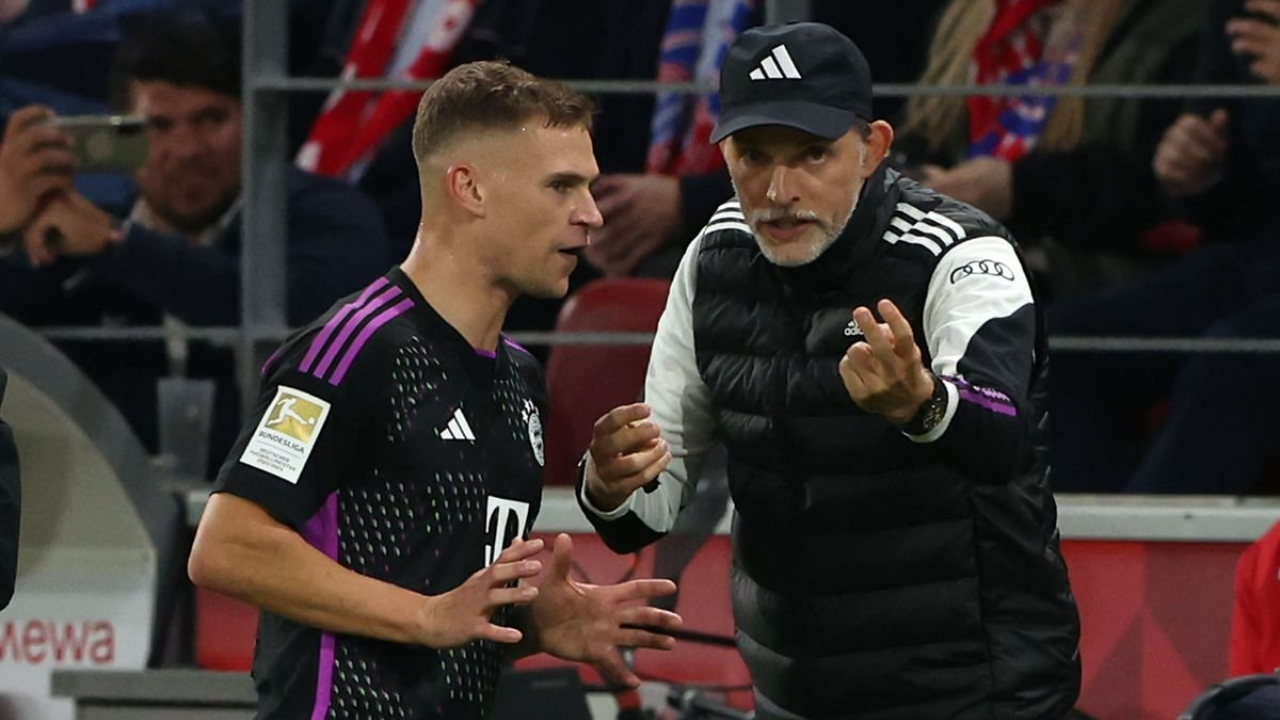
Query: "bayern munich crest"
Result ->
[[523, 398, 544, 467]]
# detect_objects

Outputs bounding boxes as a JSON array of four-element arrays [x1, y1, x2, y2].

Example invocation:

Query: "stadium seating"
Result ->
[[543, 278, 671, 486]]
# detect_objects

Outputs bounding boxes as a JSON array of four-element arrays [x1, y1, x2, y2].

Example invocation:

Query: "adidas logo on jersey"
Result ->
[[439, 407, 475, 442], [749, 44, 802, 80], [844, 317, 863, 338]]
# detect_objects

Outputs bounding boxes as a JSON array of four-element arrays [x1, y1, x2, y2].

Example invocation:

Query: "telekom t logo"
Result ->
[[484, 496, 531, 567]]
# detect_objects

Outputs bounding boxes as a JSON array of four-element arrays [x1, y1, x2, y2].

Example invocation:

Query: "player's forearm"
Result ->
[[190, 497, 426, 644]]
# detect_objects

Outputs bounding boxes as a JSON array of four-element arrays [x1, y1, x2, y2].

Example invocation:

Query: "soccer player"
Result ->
[[189, 61, 682, 720]]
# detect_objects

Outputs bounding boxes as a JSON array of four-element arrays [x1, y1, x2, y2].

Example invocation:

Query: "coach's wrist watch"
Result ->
[[900, 373, 947, 435]]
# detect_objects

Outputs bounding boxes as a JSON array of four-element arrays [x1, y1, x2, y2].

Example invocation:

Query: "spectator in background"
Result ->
[[896, 0, 1204, 300], [1231, 519, 1280, 676], [0, 1, 341, 157], [582, 0, 755, 280], [0, 13, 390, 474], [0, 0, 27, 24], [0, 105, 76, 245], [1049, 0, 1280, 494], [0, 368, 19, 610]]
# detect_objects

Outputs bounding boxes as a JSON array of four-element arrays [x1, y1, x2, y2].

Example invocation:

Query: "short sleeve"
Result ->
[[213, 335, 388, 530]]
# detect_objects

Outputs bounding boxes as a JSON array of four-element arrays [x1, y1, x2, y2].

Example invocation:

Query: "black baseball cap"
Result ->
[[711, 22, 873, 143]]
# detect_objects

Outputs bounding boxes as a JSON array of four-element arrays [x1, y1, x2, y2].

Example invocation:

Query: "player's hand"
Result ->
[[585, 174, 680, 277], [1227, 1, 1280, 84], [1153, 110, 1230, 198], [414, 538, 545, 648], [531, 533, 681, 687], [839, 299, 934, 425], [585, 403, 671, 512], [0, 106, 76, 234]]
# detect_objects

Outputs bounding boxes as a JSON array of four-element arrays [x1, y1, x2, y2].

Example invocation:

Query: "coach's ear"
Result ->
[[445, 163, 487, 218], [862, 120, 894, 178]]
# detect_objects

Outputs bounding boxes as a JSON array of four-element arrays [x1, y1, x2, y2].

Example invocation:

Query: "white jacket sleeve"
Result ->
[[578, 235, 719, 550]]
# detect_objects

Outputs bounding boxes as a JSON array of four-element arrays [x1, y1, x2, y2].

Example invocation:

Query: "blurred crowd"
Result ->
[[0, 0, 1277, 494]]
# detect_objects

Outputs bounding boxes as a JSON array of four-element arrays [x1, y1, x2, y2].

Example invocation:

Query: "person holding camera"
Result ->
[[0, 13, 390, 472], [2, 13, 389, 326], [0, 105, 76, 249]]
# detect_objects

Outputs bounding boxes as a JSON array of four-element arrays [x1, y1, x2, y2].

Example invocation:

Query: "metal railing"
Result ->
[[24, 2, 1278, 418], [256, 76, 1280, 99]]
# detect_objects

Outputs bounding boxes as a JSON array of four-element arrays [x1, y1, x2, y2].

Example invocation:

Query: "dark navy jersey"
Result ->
[[214, 267, 547, 720]]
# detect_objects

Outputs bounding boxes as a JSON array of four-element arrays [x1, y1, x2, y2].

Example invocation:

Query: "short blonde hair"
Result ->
[[412, 60, 595, 163]]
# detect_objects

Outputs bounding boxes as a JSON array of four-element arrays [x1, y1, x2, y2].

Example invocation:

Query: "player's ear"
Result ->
[[445, 164, 486, 217]]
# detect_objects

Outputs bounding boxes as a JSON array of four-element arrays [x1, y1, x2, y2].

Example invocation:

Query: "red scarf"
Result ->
[[298, 0, 481, 179], [646, 0, 754, 176], [967, 0, 1061, 160]]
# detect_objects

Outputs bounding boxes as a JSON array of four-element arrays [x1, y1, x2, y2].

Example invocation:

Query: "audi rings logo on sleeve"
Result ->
[[949, 259, 1016, 284]]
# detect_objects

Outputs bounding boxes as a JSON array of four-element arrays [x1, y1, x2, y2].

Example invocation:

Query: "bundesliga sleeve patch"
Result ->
[[239, 386, 332, 484]]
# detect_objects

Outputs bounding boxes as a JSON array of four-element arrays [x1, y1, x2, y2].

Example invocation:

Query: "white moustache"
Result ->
[[749, 208, 822, 224]]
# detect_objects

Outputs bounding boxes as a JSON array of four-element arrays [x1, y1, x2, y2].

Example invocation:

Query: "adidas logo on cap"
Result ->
[[749, 44, 803, 80]]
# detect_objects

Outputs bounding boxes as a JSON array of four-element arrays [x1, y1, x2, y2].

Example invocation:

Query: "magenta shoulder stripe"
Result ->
[[310, 285, 403, 380], [260, 345, 285, 377], [502, 336, 533, 357], [329, 298, 415, 385], [300, 277, 390, 374]]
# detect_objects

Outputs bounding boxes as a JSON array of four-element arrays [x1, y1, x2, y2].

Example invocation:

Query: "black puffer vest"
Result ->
[[691, 168, 1080, 720]]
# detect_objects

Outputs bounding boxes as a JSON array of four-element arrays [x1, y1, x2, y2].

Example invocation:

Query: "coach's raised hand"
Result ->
[[839, 299, 935, 426], [583, 403, 671, 511]]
